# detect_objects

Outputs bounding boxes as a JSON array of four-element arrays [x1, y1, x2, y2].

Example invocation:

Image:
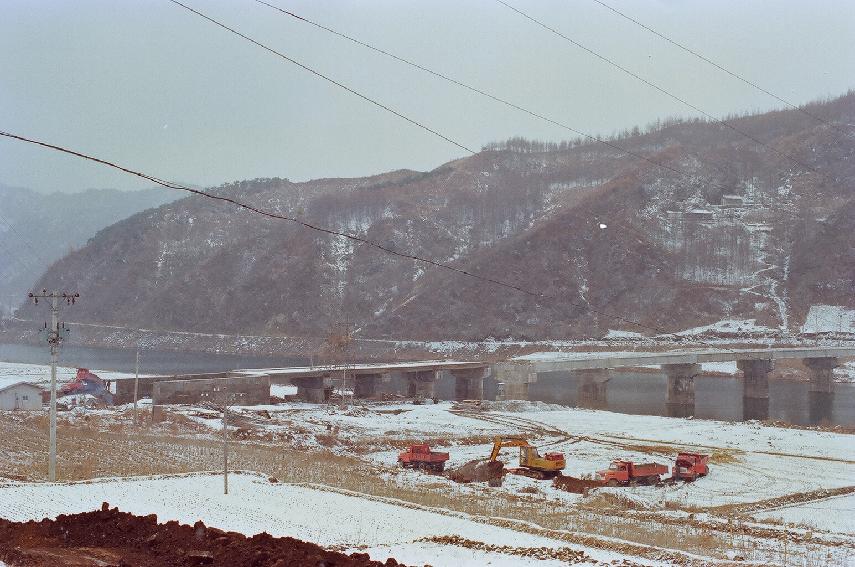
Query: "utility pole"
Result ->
[[223, 402, 229, 495], [207, 390, 237, 495], [133, 348, 140, 423], [28, 289, 78, 482]]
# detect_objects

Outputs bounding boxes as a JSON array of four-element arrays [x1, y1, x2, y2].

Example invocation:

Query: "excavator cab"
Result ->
[[489, 436, 565, 480]]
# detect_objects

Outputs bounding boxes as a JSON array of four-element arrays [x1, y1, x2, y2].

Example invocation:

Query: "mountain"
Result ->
[[21, 92, 855, 340], [0, 185, 178, 314]]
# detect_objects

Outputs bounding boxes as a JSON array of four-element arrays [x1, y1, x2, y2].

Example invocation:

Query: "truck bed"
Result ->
[[631, 463, 669, 477]]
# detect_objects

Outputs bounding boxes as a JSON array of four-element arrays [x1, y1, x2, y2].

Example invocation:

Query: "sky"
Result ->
[[1, 0, 853, 194]]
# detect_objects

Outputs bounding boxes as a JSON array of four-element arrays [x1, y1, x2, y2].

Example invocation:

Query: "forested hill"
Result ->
[[23, 92, 855, 340]]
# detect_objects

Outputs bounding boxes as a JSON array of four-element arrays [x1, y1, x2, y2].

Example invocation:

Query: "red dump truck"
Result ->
[[398, 444, 450, 472], [672, 453, 709, 481], [597, 460, 669, 486]]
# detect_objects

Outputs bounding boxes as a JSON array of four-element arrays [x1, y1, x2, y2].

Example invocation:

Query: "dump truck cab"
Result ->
[[672, 452, 709, 481], [599, 460, 633, 485]]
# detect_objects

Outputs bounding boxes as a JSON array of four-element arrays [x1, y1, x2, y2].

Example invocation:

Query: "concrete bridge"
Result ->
[[494, 346, 855, 420], [233, 360, 490, 403], [233, 346, 853, 420], [118, 346, 853, 421]]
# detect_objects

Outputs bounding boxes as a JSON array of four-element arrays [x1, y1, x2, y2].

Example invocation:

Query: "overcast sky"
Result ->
[[1, 0, 853, 193]]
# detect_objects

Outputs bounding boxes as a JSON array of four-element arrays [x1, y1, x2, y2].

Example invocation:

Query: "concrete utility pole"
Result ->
[[207, 391, 237, 495], [133, 348, 140, 423], [223, 403, 229, 495], [28, 289, 78, 482]]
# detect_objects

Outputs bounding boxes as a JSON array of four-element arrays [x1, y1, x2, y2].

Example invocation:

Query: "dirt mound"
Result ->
[[0, 503, 407, 567], [553, 474, 604, 494], [447, 459, 504, 484]]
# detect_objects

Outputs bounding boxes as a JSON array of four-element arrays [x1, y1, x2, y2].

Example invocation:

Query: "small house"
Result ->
[[0, 382, 45, 411]]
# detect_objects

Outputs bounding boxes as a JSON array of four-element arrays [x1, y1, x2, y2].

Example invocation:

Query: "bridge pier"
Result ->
[[292, 377, 330, 403], [452, 368, 488, 401], [405, 370, 438, 400], [576, 369, 609, 409], [804, 357, 837, 424], [738, 359, 772, 420], [353, 373, 384, 399], [492, 362, 536, 400], [663, 363, 699, 418]]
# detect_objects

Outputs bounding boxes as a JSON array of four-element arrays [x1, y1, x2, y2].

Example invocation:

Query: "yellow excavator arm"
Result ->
[[488, 435, 531, 461]]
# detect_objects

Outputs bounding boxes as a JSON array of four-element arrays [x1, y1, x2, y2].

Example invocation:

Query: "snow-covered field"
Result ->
[[3, 373, 854, 564], [0, 473, 655, 567], [177, 400, 855, 518], [754, 493, 855, 534]]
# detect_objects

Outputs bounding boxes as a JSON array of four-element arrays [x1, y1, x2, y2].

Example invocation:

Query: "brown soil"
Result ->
[[552, 474, 605, 494], [0, 503, 407, 567], [447, 459, 504, 484]]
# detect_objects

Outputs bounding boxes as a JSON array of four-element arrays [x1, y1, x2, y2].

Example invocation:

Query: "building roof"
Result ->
[[0, 381, 46, 394]]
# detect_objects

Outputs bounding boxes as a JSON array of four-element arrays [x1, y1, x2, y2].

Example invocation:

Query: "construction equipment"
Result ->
[[597, 460, 668, 486], [671, 452, 709, 481], [398, 444, 450, 472], [59, 368, 114, 405], [488, 436, 565, 480]]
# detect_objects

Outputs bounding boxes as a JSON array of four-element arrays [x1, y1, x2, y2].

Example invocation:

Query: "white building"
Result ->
[[0, 382, 44, 410]]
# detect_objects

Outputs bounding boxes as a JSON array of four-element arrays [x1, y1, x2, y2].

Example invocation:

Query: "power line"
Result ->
[[1, 129, 723, 343], [167, 0, 475, 155], [253, 0, 688, 180], [255, 1, 827, 224], [494, 0, 822, 175], [588, 0, 849, 137]]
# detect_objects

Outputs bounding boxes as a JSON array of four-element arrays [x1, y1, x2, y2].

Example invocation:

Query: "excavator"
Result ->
[[488, 435, 566, 480]]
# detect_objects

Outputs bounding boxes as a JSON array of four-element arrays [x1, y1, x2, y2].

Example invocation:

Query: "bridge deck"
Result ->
[[232, 360, 487, 380], [512, 347, 855, 372]]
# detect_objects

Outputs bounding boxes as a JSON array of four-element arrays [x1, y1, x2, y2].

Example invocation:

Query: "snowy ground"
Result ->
[[175, 401, 855, 522], [269, 383, 298, 397], [754, 493, 855, 534], [836, 360, 855, 382], [671, 319, 776, 337], [3, 368, 854, 564], [0, 473, 657, 567], [801, 305, 855, 335]]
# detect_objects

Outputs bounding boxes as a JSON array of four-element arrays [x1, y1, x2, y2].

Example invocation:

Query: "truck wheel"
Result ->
[[647, 475, 658, 485], [607, 479, 619, 487]]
